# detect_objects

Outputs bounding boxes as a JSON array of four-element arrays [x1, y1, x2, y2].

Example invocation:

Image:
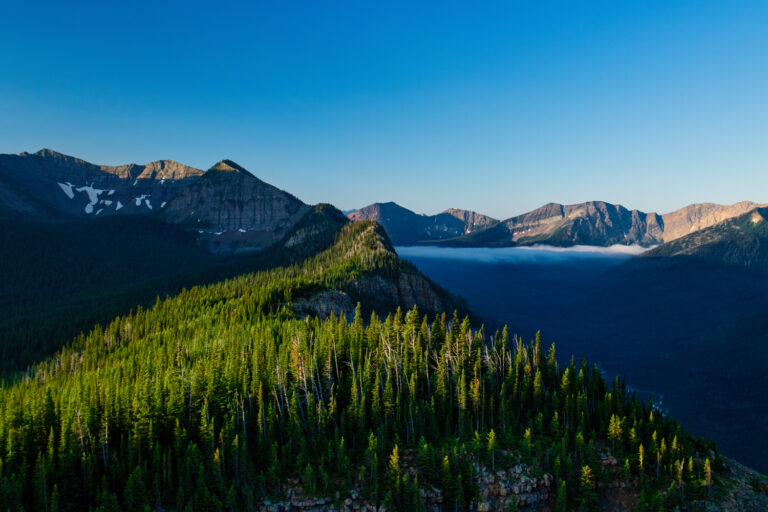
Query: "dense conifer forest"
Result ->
[[0, 204, 349, 372], [0, 221, 721, 511]]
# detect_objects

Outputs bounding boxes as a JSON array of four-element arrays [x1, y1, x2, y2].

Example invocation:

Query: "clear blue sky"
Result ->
[[1, 1, 767, 219]]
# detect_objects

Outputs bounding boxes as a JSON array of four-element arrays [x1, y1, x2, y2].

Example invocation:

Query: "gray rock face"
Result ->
[[0, 150, 312, 252], [660, 201, 767, 242], [347, 202, 498, 245], [292, 290, 354, 320], [162, 159, 309, 251], [249, 452, 767, 512], [0, 148, 204, 218], [338, 222, 468, 316], [501, 201, 664, 246], [641, 206, 768, 268]]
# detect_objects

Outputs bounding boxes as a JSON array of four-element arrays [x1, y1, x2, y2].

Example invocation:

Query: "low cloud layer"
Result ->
[[396, 244, 649, 264]]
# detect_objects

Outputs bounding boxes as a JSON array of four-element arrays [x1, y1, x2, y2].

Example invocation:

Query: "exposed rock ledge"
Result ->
[[252, 452, 768, 512]]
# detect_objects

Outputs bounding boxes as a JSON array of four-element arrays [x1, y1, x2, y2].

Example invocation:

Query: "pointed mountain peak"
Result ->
[[23, 148, 74, 160], [36, 148, 66, 157], [209, 159, 250, 174]]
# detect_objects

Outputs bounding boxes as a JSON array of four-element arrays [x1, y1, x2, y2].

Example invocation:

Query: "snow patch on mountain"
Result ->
[[57, 182, 75, 199], [75, 184, 106, 214]]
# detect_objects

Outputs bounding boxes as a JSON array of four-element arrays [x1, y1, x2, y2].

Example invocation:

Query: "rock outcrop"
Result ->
[[342, 222, 471, 317], [248, 451, 768, 512], [252, 456, 555, 512], [292, 290, 355, 320]]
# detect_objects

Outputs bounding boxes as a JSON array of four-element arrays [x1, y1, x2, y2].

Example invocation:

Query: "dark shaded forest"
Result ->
[[0, 204, 349, 372]]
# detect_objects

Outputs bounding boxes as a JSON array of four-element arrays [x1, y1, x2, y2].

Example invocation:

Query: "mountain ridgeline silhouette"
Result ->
[[348, 200, 766, 248]]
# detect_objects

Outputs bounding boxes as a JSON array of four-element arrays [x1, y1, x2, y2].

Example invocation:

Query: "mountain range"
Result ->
[[4, 148, 764, 255], [348, 200, 766, 248], [0, 149, 469, 370], [0, 149, 309, 253]]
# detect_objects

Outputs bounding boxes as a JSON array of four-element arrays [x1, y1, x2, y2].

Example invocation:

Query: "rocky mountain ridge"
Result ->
[[660, 201, 765, 241], [641, 206, 768, 269], [0, 148, 204, 217], [347, 202, 497, 245], [6, 149, 762, 251], [0, 149, 309, 252], [349, 200, 766, 247]]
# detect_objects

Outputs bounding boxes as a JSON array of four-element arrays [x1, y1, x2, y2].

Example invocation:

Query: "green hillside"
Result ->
[[0, 204, 350, 372], [0, 220, 724, 511]]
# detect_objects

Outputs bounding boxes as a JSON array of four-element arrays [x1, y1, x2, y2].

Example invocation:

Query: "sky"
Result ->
[[1, 1, 767, 219]]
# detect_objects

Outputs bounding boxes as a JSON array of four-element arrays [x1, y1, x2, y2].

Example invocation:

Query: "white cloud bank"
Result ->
[[395, 244, 650, 264]]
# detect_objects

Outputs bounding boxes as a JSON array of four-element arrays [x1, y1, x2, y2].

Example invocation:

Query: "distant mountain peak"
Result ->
[[347, 203, 497, 244], [209, 159, 251, 174], [33, 148, 69, 158], [20, 148, 88, 164]]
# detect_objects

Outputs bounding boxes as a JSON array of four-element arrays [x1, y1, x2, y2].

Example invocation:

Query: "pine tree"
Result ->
[[487, 429, 497, 470], [578, 465, 598, 511], [607, 414, 623, 453], [556, 479, 567, 512], [389, 445, 400, 475]]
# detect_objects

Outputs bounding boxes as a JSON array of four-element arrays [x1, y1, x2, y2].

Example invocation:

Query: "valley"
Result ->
[[397, 245, 768, 474]]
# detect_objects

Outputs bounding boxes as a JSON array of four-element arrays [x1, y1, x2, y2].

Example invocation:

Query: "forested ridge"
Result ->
[[0, 203, 350, 372], [0, 221, 721, 511]]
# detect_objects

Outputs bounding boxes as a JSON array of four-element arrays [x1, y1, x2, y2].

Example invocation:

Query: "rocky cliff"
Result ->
[[503, 201, 664, 246], [339, 221, 472, 317], [660, 201, 767, 242], [642, 206, 768, 269], [162, 159, 310, 252]]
